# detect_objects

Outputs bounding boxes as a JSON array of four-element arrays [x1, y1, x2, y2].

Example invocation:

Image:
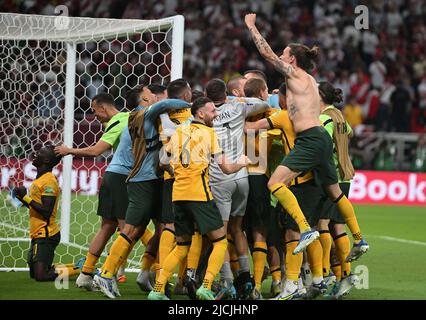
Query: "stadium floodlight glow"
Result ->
[[0, 13, 184, 271]]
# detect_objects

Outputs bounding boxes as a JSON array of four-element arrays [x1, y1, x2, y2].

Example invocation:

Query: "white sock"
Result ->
[[220, 261, 233, 287], [238, 255, 250, 273]]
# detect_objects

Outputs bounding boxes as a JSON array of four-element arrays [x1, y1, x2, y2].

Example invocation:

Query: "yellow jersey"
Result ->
[[159, 107, 192, 180], [166, 121, 222, 202], [267, 109, 314, 185], [246, 109, 275, 175], [28, 172, 60, 239]]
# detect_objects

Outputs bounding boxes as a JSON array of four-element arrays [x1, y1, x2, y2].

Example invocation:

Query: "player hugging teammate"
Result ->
[[17, 13, 370, 300]]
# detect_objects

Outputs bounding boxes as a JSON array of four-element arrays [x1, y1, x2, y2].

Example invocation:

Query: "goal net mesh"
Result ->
[[0, 13, 182, 271]]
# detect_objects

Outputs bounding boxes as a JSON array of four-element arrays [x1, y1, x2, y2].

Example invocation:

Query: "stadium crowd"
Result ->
[[2, 0, 426, 133], [0, 0, 425, 174]]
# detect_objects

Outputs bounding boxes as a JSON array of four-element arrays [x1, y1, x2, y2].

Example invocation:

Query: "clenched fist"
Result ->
[[244, 13, 257, 28], [13, 186, 27, 199]]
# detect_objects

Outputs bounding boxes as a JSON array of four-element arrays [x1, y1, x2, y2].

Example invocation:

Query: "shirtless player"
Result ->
[[244, 13, 369, 262]]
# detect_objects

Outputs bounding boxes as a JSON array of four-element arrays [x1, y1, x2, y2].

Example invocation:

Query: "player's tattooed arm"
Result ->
[[245, 13, 295, 77]]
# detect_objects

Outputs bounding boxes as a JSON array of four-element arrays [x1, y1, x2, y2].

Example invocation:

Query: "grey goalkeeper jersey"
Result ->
[[209, 97, 269, 185]]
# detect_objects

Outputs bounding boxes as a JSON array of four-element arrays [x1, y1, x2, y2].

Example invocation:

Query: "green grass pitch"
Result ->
[[1, 191, 426, 300]]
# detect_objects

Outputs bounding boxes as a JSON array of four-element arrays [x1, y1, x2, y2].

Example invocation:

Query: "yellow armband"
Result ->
[[22, 195, 33, 206]]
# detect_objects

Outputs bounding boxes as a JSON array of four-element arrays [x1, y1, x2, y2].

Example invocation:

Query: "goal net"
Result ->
[[0, 13, 184, 271]]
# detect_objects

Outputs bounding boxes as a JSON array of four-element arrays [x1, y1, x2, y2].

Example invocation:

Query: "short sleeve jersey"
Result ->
[[100, 112, 130, 151], [166, 121, 222, 202], [159, 107, 193, 180]]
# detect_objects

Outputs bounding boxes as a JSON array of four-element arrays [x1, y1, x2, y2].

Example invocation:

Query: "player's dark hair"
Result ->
[[191, 89, 205, 102], [226, 76, 246, 96], [243, 69, 267, 82], [167, 78, 190, 99], [44, 143, 62, 167], [92, 92, 115, 107], [148, 83, 167, 95], [278, 82, 287, 96], [125, 85, 145, 109], [244, 78, 267, 98], [318, 81, 343, 105], [191, 97, 213, 116], [205, 78, 226, 103], [288, 43, 319, 72]]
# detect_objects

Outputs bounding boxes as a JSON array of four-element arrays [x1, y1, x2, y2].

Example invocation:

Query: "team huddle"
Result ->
[[14, 14, 369, 300]]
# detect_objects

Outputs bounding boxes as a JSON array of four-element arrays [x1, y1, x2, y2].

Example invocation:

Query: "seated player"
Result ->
[[14, 144, 79, 281]]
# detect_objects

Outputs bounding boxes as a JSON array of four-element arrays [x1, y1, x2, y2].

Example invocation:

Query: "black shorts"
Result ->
[[281, 126, 338, 186], [97, 171, 128, 221], [246, 174, 271, 229], [283, 180, 323, 231], [319, 182, 350, 224], [28, 232, 60, 271], [160, 179, 175, 224], [267, 205, 285, 248], [173, 200, 224, 237], [125, 179, 163, 227]]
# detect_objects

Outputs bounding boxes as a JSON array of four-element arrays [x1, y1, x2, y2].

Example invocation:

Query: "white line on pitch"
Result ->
[[367, 235, 426, 247]]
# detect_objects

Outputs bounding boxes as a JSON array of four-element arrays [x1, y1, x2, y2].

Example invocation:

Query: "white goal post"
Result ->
[[0, 13, 184, 271]]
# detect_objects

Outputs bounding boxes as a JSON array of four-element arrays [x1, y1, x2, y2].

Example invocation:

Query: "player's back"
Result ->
[[107, 106, 145, 176], [158, 107, 193, 181], [246, 108, 276, 175], [210, 100, 247, 184], [168, 122, 219, 202]]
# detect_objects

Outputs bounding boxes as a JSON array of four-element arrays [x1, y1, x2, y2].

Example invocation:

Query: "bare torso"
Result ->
[[286, 72, 321, 133]]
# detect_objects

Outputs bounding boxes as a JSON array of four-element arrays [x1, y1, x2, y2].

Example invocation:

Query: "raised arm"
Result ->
[[244, 13, 295, 77]]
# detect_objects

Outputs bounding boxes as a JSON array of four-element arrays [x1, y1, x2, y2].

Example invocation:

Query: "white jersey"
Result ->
[[209, 97, 269, 185]]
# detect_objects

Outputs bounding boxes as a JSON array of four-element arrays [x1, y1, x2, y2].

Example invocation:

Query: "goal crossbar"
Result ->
[[0, 13, 184, 270], [0, 13, 183, 43]]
